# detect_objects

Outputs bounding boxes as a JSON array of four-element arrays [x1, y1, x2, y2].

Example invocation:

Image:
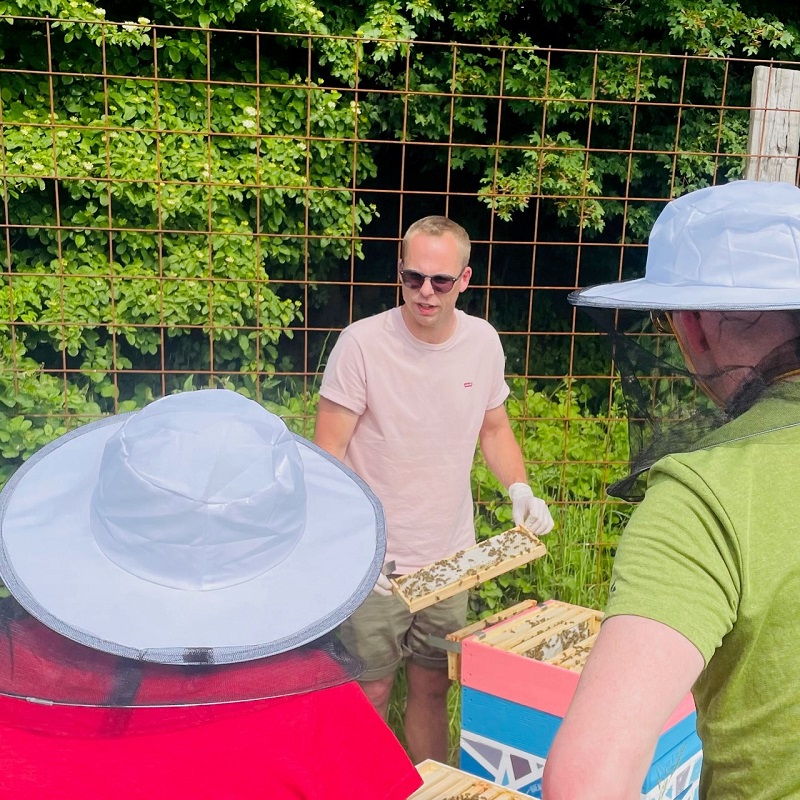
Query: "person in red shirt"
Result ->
[[0, 389, 422, 799]]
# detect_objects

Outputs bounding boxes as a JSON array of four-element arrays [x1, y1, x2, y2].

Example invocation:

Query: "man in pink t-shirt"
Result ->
[[314, 216, 555, 763]]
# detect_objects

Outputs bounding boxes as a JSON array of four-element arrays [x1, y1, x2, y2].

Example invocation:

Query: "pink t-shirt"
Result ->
[[320, 307, 509, 572]]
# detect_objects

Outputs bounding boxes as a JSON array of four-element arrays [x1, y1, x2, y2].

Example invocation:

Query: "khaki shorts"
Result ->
[[337, 590, 469, 681]]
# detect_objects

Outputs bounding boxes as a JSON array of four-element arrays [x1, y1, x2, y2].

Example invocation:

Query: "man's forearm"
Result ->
[[313, 397, 359, 462], [479, 423, 528, 488]]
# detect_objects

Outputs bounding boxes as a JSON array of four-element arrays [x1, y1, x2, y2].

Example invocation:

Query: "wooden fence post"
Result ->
[[745, 65, 800, 183]]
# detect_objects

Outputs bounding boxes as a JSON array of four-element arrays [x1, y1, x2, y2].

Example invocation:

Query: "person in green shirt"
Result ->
[[543, 180, 800, 800]]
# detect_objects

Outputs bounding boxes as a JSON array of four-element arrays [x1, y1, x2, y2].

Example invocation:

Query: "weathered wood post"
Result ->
[[745, 65, 800, 183]]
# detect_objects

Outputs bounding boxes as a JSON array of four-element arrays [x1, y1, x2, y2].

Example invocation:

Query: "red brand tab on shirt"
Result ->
[[463, 382, 473, 388]]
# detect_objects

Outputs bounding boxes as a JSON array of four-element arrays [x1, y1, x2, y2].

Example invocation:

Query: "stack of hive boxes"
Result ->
[[456, 600, 702, 799]]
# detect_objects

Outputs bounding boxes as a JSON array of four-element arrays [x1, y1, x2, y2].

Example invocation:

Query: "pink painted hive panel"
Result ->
[[461, 599, 695, 728]]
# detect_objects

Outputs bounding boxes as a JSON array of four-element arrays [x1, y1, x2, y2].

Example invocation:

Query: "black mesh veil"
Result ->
[[583, 307, 800, 501], [0, 595, 363, 708]]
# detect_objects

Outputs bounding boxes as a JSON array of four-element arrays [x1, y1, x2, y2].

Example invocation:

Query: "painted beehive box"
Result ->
[[458, 600, 702, 799]]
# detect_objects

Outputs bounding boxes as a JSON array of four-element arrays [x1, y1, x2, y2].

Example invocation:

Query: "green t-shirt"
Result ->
[[606, 383, 800, 800]]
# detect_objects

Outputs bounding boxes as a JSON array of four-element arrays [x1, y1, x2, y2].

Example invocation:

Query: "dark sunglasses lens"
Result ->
[[430, 276, 456, 292], [401, 270, 425, 289], [401, 271, 456, 292]]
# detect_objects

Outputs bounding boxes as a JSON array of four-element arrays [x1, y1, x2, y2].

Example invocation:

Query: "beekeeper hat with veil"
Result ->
[[570, 179, 800, 501], [0, 388, 385, 707]]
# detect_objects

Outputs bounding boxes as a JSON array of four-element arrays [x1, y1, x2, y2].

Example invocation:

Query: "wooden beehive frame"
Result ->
[[476, 601, 579, 649], [475, 600, 603, 673], [390, 527, 546, 613], [444, 599, 539, 680], [547, 632, 598, 671], [410, 760, 531, 799]]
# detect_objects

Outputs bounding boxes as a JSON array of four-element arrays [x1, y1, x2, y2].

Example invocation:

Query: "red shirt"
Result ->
[[0, 611, 421, 799], [0, 682, 422, 799]]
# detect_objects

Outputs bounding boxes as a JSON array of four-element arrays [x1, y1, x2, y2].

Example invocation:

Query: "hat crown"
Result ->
[[647, 180, 800, 291], [90, 390, 307, 591]]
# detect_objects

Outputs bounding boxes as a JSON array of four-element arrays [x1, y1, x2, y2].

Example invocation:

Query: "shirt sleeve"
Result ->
[[604, 455, 741, 665], [486, 327, 511, 410], [319, 329, 368, 415]]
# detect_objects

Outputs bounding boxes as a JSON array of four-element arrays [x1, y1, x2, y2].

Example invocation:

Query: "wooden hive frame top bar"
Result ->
[[391, 527, 546, 613], [474, 599, 603, 673], [444, 599, 540, 680], [410, 760, 532, 799]]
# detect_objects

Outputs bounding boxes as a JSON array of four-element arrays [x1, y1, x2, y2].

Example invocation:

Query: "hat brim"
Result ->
[[570, 280, 800, 311], [0, 415, 385, 665]]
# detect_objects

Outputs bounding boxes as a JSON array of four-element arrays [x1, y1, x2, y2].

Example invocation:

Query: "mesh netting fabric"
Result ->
[[0, 596, 363, 709], [586, 308, 800, 501]]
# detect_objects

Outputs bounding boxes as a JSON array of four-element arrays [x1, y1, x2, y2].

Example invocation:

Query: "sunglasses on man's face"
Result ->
[[399, 268, 463, 294]]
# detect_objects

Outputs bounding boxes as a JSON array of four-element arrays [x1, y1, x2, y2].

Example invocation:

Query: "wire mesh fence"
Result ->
[[2, 16, 798, 601]]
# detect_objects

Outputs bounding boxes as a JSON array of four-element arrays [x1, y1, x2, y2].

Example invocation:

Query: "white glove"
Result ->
[[373, 572, 393, 597], [508, 483, 554, 535]]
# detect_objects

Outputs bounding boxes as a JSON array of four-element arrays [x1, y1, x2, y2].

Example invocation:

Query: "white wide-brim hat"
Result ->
[[0, 389, 385, 665], [571, 180, 800, 310]]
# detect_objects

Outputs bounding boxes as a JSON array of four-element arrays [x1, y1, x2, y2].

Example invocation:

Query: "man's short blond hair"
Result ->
[[401, 216, 471, 269]]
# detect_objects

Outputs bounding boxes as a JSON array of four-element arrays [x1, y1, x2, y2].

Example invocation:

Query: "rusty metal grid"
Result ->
[[2, 17, 798, 576]]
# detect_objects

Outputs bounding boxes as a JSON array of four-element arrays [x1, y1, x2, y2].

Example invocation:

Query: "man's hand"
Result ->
[[372, 572, 393, 596], [508, 483, 554, 535]]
